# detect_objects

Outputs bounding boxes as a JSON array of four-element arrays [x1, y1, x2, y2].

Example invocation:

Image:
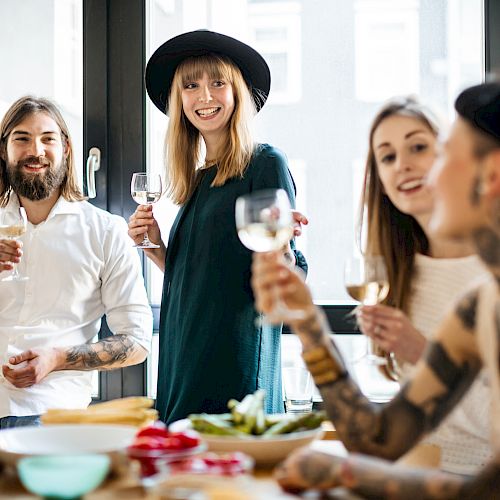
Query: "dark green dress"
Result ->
[[156, 144, 307, 424]]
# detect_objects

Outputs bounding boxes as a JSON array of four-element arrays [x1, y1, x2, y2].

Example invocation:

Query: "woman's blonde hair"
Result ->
[[0, 95, 85, 207], [165, 54, 256, 205], [358, 97, 440, 377]]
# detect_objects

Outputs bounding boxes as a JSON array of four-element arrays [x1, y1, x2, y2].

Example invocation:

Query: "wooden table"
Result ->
[[0, 423, 361, 499], [0, 460, 343, 499]]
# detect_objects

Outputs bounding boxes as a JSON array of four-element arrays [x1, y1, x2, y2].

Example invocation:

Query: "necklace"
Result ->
[[200, 159, 217, 170]]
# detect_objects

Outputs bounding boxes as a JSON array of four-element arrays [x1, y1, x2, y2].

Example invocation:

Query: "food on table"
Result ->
[[41, 396, 158, 427], [127, 422, 203, 477], [188, 389, 326, 436], [170, 451, 253, 476]]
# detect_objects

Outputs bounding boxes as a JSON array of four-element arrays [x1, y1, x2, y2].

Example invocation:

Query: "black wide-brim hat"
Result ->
[[145, 29, 271, 115], [455, 81, 500, 141]]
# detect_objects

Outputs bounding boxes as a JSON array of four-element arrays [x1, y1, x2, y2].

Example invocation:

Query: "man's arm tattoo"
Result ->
[[65, 335, 141, 370]]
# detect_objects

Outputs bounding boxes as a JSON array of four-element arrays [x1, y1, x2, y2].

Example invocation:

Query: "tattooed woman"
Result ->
[[251, 81, 500, 498], [355, 97, 491, 473]]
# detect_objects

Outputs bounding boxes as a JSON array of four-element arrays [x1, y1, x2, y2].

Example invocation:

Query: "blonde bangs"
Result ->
[[175, 55, 236, 91]]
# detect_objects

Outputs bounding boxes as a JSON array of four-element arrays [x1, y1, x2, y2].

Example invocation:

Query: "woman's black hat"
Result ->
[[145, 29, 271, 115]]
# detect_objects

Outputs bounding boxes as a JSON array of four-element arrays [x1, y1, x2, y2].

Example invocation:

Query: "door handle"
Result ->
[[86, 147, 101, 199]]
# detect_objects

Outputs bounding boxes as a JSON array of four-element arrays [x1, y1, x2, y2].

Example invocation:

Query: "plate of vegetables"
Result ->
[[170, 390, 326, 467]]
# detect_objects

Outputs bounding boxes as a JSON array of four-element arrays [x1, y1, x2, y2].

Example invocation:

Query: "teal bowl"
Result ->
[[17, 454, 110, 499]]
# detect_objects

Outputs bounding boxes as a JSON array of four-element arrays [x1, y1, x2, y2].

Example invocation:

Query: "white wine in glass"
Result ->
[[344, 255, 389, 365], [0, 206, 28, 282], [235, 188, 302, 324], [345, 281, 390, 306], [131, 172, 162, 249]]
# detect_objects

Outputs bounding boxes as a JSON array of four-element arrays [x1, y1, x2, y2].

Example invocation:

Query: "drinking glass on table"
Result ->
[[0, 206, 28, 282], [235, 188, 304, 324], [131, 172, 162, 249], [344, 255, 389, 366], [282, 365, 314, 414]]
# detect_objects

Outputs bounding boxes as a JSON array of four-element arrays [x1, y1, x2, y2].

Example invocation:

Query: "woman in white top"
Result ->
[[250, 81, 500, 498], [355, 97, 492, 473]]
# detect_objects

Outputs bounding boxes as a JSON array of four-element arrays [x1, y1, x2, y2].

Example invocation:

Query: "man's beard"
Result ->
[[6, 156, 67, 201]]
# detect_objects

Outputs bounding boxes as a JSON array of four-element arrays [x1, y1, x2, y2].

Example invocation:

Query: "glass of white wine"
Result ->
[[344, 255, 389, 365], [235, 188, 304, 324], [0, 206, 28, 282], [131, 172, 162, 249]]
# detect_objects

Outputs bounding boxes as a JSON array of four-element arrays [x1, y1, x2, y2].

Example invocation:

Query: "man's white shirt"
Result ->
[[0, 195, 153, 417]]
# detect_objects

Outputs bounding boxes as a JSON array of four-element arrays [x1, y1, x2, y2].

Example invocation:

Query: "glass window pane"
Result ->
[[0, 0, 87, 389], [0, 0, 83, 188], [145, 0, 483, 396]]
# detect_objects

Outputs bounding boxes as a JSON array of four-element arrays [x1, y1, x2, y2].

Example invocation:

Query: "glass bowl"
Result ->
[[168, 451, 254, 476], [127, 443, 207, 478], [17, 453, 110, 499]]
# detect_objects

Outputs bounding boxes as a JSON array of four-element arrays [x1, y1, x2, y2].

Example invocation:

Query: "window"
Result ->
[[2, 0, 494, 402], [144, 0, 484, 399], [0, 0, 95, 393]]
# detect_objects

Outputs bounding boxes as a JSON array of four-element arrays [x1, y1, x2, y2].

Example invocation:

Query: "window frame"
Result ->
[[84, 0, 148, 401], [84, 0, 498, 399]]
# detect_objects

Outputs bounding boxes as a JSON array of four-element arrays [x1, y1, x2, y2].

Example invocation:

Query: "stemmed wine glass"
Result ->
[[344, 255, 389, 365], [131, 172, 162, 249], [235, 188, 304, 324], [0, 206, 28, 282]]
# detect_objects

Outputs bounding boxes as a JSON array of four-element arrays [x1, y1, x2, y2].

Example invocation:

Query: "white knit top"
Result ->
[[404, 253, 493, 475], [476, 278, 500, 454]]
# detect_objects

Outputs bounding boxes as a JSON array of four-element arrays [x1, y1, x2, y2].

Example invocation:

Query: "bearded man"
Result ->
[[0, 96, 152, 428]]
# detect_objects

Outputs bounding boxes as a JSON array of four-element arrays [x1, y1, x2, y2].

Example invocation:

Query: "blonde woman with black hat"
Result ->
[[128, 30, 306, 424], [251, 81, 500, 497]]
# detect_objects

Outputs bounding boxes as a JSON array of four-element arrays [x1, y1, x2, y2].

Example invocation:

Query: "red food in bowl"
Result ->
[[135, 424, 169, 440], [127, 426, 204, 477]]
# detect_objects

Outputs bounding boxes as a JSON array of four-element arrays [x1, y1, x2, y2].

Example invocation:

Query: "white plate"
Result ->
[[170, 418, 323, 467], [0, 424, 137, 466]]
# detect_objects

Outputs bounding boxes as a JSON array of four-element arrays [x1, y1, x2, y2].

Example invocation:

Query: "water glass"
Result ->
[[282, 366, 314, 414]]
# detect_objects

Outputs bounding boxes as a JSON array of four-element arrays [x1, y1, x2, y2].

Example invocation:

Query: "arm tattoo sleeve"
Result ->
[[342, 453, 464, 499], [64, 335, 142, 370], [295, 308, 481, 460], [338, 453, 500, 499]]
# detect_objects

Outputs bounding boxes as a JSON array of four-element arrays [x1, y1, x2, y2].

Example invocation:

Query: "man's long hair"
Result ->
[[0, 95, 85, 207]]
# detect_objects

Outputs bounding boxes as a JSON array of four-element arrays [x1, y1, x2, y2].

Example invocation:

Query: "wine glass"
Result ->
[[235, 188, 304, 324], [344, 255, 389, 365], [0, 206, 28, 282], [131, 172, 162, 249]]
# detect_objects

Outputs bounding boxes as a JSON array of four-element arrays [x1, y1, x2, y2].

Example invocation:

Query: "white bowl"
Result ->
[[170, 419, 323, 467], [0, 424, 137, 467]]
